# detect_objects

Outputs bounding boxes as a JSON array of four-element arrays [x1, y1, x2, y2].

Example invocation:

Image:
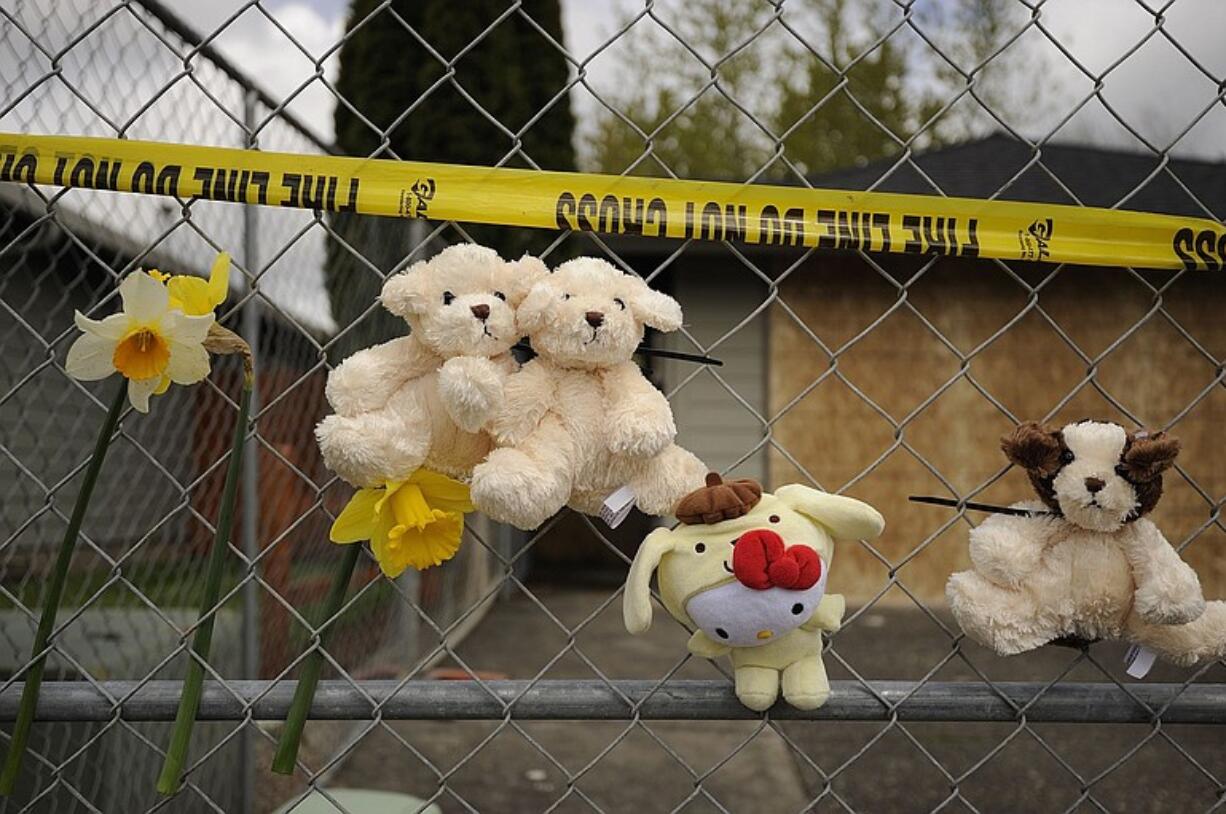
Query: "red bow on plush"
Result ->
[[732, 529, 822, 590]]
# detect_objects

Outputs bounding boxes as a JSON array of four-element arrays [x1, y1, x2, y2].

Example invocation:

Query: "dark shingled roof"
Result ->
[[806, 133, 1226, 221]]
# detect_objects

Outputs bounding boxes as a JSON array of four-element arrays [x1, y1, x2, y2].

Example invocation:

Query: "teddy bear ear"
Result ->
[[380, 262, 432, 318], [624, 276, 683, 332], [1123, 430, 1180, 482], [515, 277, 556, 335], [1001, 421, 1063, 474], [501, 254, 550, 306]]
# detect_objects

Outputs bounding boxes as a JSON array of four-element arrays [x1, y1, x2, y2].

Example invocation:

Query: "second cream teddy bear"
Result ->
[[470, 257, 707, 529]]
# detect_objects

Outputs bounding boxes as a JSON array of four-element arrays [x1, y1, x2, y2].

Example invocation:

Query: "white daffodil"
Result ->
[[65, 271, 215, 412]]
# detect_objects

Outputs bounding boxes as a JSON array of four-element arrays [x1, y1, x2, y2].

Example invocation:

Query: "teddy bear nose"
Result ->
[[585, 311, 604, 328], [1085, 477, 1105, 493], [470, 304, 491, 321]]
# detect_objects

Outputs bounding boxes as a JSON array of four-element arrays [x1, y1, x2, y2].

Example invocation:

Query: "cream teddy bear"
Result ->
[[316, 244, 546, 487], [624, 474, 886, 711], [947, 420, 1226, 666], [469, 257, 707, 529]]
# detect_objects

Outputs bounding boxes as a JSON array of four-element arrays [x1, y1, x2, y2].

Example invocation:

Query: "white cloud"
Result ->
[[165, 0, 344, 142], [1036, 0, 1226, 159]]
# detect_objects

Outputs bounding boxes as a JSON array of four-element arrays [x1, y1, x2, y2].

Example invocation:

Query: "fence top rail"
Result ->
[[5, 680, 1224, 725]]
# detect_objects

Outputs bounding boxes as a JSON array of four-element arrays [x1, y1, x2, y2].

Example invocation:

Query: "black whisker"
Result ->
[[512, 341, 723, 366], [908, 495, 1053, 517]]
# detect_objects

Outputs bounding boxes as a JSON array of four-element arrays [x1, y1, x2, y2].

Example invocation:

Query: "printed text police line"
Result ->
[[555, 192, 981, 256]]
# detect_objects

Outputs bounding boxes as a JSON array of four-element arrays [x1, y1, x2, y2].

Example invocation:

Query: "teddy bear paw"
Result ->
[[490, 411, 541, 447], [607, 417, 673, 459], [439, 357, 504, 434], [471, 450, 569, 529], [1135, 588, 1206, 627], [967, 526, 1034, 588], [316, 413, 422, 488]]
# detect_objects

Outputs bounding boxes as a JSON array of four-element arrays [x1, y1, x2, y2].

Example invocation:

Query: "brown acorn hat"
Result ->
[[676, 472, 763, 525]]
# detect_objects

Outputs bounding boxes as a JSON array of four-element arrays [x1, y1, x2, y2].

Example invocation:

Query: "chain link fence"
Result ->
[[0, 0, 1224, 812]]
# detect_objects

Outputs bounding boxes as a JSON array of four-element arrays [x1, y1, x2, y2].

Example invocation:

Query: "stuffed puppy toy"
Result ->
[[624, 474, 886, 711], [469, 257, 707, 529], [947, 420, 1226, 666], [317, 244, 547, 487]]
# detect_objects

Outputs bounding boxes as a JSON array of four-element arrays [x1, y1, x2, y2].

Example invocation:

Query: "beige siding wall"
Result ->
[[768, 258, 1226, 603], [661, 264, 770, 484]]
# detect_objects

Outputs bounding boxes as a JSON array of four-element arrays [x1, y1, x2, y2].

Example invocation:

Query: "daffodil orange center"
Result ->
[[113, 327, 170, 380]]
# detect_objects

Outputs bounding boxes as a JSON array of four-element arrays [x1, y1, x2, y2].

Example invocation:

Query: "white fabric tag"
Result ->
[[599, 485, 636, 529], [1124, 644, 1157, 679]]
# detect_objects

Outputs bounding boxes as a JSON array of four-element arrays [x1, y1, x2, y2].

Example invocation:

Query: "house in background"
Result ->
[[609, 134, 1226, 603]]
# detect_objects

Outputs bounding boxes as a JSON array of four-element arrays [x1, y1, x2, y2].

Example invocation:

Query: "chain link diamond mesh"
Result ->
[[0, 1, 1223, 812]]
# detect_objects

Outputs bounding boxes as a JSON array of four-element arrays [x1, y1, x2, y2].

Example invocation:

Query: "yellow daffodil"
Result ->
[[152, 252, 231, 317], [65, 271, 214, 412], [330, 469, 475, 576]]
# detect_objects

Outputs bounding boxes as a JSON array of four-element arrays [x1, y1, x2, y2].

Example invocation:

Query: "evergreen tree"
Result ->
[[584, 0, 1034, 180], [326, 0, 575, 357], [774, 1, 943, 176], [584, 2, 777, 180]]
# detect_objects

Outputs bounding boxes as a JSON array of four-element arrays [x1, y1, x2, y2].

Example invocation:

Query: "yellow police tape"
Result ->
[[2, 132, 1224, 271]]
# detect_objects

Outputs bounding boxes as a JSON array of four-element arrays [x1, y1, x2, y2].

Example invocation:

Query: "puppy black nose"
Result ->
[[585, 311, 604, 328], [471, 304, 490, 321], [1085, 477, 1105, 493]]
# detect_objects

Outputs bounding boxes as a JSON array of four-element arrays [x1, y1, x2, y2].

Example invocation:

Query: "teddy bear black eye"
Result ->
[[715, 628, 729, 639], [614, 297, 626, 310], [443, 291, 455, 305], [493, 291, 506, 301], [1060, 449, 1074, 464], [769, 515, 780, 524], [562, 293, 571, 301], [694, 542, 705, 554], [791, 603, 804, 615]]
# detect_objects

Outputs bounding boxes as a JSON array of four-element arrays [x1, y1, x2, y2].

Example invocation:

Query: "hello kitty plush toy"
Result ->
[[624, 474, 885, 711]]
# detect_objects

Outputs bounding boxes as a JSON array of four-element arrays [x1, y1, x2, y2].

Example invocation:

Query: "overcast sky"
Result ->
[[162, 0, 1226, 162]]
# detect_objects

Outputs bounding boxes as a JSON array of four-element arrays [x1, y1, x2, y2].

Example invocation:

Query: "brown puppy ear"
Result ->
[[1123, 431, 1180, 482], [1001, 422, 1062, 474]]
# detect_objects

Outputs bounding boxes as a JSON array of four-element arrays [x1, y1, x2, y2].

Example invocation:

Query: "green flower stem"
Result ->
[[0, 380, 127, 796], [156, 380, 252, 796], [270, 540, 361, 775]]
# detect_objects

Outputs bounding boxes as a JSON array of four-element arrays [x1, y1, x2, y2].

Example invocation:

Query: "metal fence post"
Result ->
[[239, 87, 263, 814]]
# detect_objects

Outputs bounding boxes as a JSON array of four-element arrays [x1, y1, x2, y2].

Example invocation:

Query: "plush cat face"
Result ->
[[624, 480, 884, 636], [380, 244, 546, 358], [1002, 420, 1180, 532]]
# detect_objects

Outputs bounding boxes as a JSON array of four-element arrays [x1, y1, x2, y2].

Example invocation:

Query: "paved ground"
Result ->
[[295, 587, 1225, 813], [782, 605, 1226, 813]]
